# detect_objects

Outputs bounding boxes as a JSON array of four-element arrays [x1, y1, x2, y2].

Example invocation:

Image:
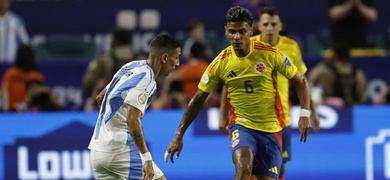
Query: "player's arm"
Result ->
[[329, 0, 354, 21], [219, 85, 229, 134], [127, 105, 154, 179], [166, 89, 210, 162], [290, 71, 312, 142], [127, 105, 149, 154], [175, 89, 209, 139], [95, 87, 107, 108], [354, 0, 377, 22], [310, 97, 320, 133]]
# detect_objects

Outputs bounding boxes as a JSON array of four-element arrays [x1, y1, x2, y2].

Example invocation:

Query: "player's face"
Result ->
[[258, 14, 282, 46], [161, 47, 181, 76], [225, 22, 253, 57]]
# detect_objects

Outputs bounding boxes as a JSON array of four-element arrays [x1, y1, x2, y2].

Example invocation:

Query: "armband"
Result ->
[[141, 152, 152, 161], [299, 109, 311, 118]]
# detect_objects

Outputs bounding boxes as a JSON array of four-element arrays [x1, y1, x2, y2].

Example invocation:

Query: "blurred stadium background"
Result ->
[[1, 0, 390, 179]]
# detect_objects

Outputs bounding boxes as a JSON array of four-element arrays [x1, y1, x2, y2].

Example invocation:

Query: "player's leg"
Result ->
[[279, 126, 292, 180], [230, 124, 256, 180], [252, 131, 283, 180], [233, 147, 254, 179]]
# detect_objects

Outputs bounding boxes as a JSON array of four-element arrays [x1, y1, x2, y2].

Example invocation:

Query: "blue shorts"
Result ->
[[281, 126, 292, 163], [229, 124, 282, 179]]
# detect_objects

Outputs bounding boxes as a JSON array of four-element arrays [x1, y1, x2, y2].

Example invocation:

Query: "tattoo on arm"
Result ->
[[128, 106, 148, 153], [130, 130, 147, 153]]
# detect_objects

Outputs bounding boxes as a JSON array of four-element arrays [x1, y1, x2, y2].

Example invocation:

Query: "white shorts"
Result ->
[[90, 149, 164, 180]]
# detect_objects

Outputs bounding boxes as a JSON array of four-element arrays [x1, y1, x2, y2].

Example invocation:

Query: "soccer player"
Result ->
[[165, 6, 312, 180], [88, 34, 181, 180], [219, 7, 321, 180]]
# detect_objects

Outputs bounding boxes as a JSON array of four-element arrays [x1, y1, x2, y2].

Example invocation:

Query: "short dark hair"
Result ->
[[190, 42, 206, 59], [225, 6, 253, 26], [16, 44, 36, 71], [113, 28, 132, 45], [260, 6, 280, 16], [149, 34, 181, 56]]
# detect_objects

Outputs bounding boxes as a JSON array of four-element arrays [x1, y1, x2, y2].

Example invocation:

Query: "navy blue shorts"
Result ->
[[281, 126, 292, 163], [229, 124, 282, 179]]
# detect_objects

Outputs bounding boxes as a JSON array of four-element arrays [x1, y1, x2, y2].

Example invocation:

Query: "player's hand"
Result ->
[[298, 116, 312, 143], [219, 115, 229, 134], [165, 136, 183, 163], [141, 160, 154, 180], [311, 112, 321, 133]]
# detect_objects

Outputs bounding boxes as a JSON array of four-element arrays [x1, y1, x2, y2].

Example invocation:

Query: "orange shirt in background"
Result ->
[[2, 67, 45, 111], [179, 59, 209, 99]]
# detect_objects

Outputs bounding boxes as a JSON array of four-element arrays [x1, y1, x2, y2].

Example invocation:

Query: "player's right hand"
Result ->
[[141, 160, 154, 180], [165, 137, 183, 163]]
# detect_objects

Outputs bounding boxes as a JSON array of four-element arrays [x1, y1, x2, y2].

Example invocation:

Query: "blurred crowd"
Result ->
[[0, 0, 390, 113]]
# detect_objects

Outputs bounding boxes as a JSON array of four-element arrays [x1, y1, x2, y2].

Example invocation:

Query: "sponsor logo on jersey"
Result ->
[[226, 71, 237, 78]]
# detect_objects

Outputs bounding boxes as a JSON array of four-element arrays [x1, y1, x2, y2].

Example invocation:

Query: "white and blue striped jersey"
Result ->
[[0, 11, 29, 64], [88, 60, 157, 152]]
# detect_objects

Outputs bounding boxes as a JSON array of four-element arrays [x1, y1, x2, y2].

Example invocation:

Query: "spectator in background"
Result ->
[[25, 82, 62, 112], [179, 42, 209, 101], [308, 42, 367, 108], [1, 44, 45, 112], [182, 19, 213, 60], [0, 0, 29, 64], [149, 72, 187, 110], [328, 0, 377, 48], [82, 28, 143, 111]]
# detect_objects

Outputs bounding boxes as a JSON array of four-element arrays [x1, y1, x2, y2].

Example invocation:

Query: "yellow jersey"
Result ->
[[198, 41, 298, 133], [251, 35, 307, 126]]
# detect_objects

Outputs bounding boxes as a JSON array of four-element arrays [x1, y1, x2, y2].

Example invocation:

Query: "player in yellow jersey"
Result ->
[[219, 7, 321, 180], [165, 6, 312, 180]]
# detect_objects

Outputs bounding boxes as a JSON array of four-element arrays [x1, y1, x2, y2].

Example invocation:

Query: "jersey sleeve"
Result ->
[[197, 52, 224, 93], [274, 52, 298, 79], [123, 74, 151, 115]]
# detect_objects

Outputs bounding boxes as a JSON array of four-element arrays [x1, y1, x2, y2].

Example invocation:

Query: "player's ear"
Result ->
[[161, 53, 168, 63]]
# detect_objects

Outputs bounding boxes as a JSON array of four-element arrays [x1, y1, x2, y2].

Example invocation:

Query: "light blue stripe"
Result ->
[[95, 60, 147, 139], [94, 70, 146, 139], [127, 134, 142, 180], [104, 72, 146, 124]]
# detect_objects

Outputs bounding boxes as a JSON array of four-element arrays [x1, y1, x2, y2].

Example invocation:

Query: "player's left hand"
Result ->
[[311, 111, 321, 133], [298, 116, 312, 143]]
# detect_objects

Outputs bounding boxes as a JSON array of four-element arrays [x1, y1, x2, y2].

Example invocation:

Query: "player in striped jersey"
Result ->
[[88, 34, 181, 180], [0, 0, 29, 64], [166, 6, 312, 180], [220, 7, 321, 180]]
